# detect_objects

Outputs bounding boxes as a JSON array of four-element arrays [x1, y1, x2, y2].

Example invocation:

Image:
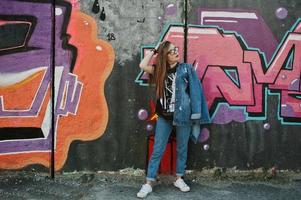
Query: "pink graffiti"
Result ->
[[244, 22, 301, 119], [140, 20, 301, 123]]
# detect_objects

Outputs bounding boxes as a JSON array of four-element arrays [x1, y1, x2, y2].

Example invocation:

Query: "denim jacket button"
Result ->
[[179, 106, 182, 111]]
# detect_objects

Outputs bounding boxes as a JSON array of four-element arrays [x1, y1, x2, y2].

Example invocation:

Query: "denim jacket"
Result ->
[[173, 63, 211, 143]]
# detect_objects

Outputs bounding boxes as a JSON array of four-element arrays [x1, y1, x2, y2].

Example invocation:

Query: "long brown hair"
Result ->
[[150, 40, 171, 99]]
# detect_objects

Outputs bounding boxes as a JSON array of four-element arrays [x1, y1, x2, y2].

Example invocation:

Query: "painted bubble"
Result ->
[[92, 0, 100, 14], [281, 74, 287, 80], [137, 109, 148, 120], [70, 0, 80, 9], [281, 104, 295, 117], [165, 4, 177, 16], [55, 8, 63, 16], [100, 7, 106, 21], [289, 78, 299, 91], [96, 45, 102, 51], [158, 16, 164, 22], [203, 144, 210, 151], [263, 123, 271, 130], [199, 128, 210, 143], [146, 124, 153, 132], [275, 7, 288, 19]]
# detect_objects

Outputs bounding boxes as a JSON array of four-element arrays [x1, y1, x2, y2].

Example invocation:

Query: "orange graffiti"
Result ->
[[0, 11, 114, 170], [54, 11, 115, 170]]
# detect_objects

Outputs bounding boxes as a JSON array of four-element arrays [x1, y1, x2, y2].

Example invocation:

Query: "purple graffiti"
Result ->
[[0, 0, 82, 154]]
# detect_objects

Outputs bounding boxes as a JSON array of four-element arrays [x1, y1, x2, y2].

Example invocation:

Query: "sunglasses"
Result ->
[[168, 47, 179, 55]]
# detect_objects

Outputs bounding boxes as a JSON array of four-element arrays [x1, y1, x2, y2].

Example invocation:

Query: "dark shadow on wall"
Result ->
[[63, 54, 154, 171]]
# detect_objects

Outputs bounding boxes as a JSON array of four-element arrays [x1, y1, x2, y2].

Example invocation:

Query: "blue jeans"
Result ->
[[146, 116, 191, 181]]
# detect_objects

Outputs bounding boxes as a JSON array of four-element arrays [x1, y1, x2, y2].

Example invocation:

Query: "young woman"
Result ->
[[137, 41, 210, 198]]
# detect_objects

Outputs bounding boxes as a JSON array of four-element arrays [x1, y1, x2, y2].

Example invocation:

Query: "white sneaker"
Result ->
[[174, 178, 190, 192], [137, 184, 152, 198]]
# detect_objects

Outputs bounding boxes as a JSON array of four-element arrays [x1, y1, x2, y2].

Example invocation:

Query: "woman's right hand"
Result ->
[[139, 41, 164, 74]]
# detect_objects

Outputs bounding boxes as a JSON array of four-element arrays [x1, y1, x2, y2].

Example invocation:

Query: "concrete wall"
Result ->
[[0, 0, 300, 172]]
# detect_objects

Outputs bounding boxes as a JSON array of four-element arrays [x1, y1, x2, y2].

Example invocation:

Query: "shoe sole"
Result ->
[[137, 195, 146, 198], [137, 191, 152, 198]]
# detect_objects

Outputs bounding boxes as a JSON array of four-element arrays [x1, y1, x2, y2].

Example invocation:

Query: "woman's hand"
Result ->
[[138, 41, 164, 74]]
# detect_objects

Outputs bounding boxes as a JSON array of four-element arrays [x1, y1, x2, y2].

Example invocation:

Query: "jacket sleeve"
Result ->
[[187, 64, 203, 120]]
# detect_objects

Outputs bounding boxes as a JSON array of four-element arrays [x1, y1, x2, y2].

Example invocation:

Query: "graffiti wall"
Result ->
[[0, 0, 300, 172], [0, 0, 114, 170], [185, 1, 301, 169]]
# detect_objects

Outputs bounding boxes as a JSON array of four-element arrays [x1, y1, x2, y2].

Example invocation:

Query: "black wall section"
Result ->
[[64, 56, 154, 171]]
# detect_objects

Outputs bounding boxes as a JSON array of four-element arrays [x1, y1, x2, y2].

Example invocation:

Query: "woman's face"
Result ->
[[166, 43, 179, 64]]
